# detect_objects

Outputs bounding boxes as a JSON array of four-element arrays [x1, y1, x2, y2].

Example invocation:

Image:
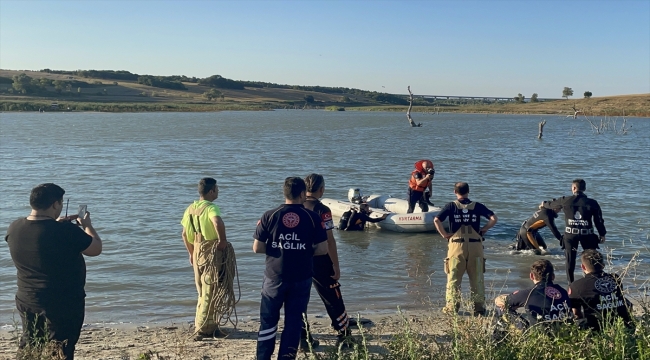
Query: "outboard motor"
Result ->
[[348, 188, 363, 204]]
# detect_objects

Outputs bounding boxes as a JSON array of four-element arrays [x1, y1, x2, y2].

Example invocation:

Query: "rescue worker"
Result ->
[[180, 177, 229, 339], [494, 260, 571, 331], [253, 177, 328, 360], [407, 160, 434, 213], [433, 182, 497, 316], [513, 205, 563, 253], [569, 249, 633, 331], [542, 179, 606, 284], [344, 203, 389, 231], [302, 174, 353, 348]]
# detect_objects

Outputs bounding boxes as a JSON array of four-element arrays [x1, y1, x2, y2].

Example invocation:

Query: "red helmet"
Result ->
[[414, 160, 434, 172]]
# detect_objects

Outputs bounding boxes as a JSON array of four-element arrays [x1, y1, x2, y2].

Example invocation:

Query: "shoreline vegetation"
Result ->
[[2, 249, 649, 359], [1, 69, 648, 116], [1, 303, 648, 359]]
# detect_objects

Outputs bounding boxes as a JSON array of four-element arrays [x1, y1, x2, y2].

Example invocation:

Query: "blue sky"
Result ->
[[1, 0, 648, 97]]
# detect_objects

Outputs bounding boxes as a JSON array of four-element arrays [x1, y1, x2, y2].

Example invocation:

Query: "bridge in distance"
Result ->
[[405, 94, 562, 102]]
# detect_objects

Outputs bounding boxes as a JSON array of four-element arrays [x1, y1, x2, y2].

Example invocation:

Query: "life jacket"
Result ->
[[338, 209, 352, 230], [448, 200, 483, 242], [409, 159, 434, 192]]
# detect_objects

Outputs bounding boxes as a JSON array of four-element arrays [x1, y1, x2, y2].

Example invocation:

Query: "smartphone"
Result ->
[[77, 205, 87, 219]]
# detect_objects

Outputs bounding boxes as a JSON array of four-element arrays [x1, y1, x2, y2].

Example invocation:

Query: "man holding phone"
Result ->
[[5, 183, 102, 360]]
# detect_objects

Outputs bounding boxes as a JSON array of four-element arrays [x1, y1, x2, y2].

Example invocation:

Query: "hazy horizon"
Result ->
[[1, 0, 648, 98]]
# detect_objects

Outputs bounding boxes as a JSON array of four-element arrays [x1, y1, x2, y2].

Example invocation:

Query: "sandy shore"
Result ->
[[0, 311, 448, 360]]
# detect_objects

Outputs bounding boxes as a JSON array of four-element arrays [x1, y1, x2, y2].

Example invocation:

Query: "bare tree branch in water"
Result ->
[[406, 86, 422, 127], [566, 103, 582, 119], [538, 119, 546, 139], [582, 111, 631, 135]]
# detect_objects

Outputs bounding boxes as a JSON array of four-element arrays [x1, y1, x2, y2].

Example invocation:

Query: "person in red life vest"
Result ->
[[407, 160, 435, 213]]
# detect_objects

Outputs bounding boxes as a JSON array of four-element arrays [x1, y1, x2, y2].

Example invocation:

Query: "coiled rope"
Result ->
[[194, 240, 241, 335]]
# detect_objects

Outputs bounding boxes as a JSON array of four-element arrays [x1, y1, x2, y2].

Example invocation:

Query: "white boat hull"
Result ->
[[321, 194, 442, 233]]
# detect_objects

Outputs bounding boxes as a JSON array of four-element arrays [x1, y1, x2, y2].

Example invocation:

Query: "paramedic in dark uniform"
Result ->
[[344, 202, 389, 231], [569, 249, 633, 331], [494, 260, 570, 329], [513, 206, 563, 252], [542, 179, 606, 283], [407, 160, 434, 213], [434, 182, 497, 316], [302, 173, 353, 347], [253, 177, 328, 360]]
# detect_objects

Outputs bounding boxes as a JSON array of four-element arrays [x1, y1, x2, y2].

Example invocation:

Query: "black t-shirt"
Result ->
[[5, 218, 93, 305], [254, 204, 328, 282], [304, 198, 335, 231], [569, 272, 632, 330], [506, 282, 571, 322], [435, 198, 494, 233]]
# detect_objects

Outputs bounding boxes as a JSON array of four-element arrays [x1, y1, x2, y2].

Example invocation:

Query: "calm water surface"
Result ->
[[1, 111, 648, 326]]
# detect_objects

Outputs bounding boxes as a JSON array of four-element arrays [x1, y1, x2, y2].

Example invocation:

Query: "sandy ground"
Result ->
[[0, 312, 448, 360]]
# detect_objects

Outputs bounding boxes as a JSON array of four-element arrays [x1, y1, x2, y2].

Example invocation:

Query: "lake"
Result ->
[[1, 110, 648, 327]]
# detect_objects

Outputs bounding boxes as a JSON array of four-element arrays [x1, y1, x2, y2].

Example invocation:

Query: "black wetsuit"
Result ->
[[569, 272, 633, 331], [345, 210, 385, 231], [515, 208, 563, 251], [303, 197, 349, 335], [543, 192, 606, 283]]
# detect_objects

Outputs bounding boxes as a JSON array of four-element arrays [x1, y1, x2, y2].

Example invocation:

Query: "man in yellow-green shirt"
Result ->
[[181, 177, 228, 339]]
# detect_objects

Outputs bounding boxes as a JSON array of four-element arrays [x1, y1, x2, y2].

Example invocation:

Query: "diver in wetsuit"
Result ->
[[542, 179, 606, 284], [345, 203, 388, 231], [513, 206, 563, 253]]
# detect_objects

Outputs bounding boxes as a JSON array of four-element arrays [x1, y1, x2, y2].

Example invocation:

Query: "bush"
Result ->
[[137, 76, 186, 90], [203, 88, 222, 101], [198, 75, 244, 90], [326, 106, 345, 111]]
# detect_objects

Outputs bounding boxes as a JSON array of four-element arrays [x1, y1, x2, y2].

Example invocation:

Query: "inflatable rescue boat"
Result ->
[[321, 189, 442, 233]]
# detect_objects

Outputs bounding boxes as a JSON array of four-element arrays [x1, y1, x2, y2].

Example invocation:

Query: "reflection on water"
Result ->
[[0, 111, 648, 325]]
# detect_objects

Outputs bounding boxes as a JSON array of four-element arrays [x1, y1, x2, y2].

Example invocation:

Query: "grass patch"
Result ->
[[0, 100, 274, 112]]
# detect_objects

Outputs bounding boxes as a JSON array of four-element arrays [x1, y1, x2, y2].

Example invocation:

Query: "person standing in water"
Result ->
[[542, 179, 606, 284]]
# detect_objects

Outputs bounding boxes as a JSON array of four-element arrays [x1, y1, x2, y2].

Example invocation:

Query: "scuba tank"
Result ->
[[338, 209, 352, 230]]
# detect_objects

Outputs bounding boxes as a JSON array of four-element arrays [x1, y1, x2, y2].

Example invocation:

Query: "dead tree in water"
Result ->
[[538, 119, 546, 139], [406, 86, 422, 127], [566, 103, 582, 119], [583, 113, 631, 135]]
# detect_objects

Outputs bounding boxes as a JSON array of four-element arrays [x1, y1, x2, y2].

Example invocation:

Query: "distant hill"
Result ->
[[0, 69, 648, 116]]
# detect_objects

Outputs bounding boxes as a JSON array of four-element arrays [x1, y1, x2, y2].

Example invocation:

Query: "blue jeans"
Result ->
[[257, 276, 312, 360]]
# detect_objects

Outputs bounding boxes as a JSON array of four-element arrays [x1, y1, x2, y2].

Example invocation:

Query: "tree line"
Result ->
[[36, 69, 411, 105], [5, 73, 113, 95], [513, 88, 594, 103]]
